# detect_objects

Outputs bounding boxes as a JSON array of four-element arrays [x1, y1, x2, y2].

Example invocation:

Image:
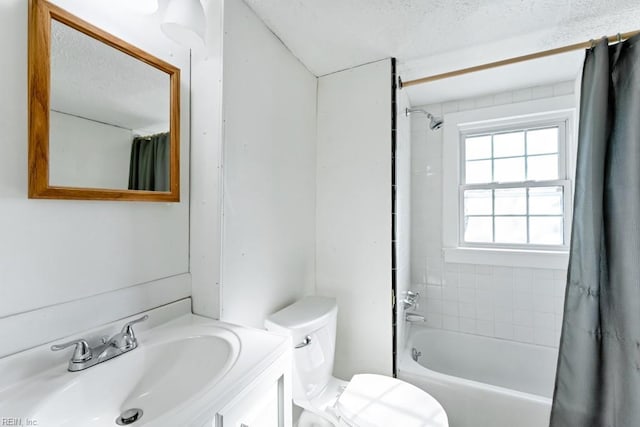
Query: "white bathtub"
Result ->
[[397, 326, 558, 427]]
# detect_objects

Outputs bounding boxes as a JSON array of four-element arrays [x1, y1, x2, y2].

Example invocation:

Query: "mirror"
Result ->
[[28, 0, 180, 202]]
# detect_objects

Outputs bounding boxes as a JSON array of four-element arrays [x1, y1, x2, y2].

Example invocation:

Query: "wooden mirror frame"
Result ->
[[28, 0, 180, 202]]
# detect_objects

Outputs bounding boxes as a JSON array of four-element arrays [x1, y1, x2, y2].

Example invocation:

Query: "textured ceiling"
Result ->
[[243, 0, 640, 80], [51, 19, 169, 131]]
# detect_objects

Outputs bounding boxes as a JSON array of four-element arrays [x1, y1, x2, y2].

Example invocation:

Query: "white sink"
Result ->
[[0, 322, 241, 426]]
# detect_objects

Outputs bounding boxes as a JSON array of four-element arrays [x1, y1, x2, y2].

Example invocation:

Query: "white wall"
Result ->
[[49, 111, 132, 189], [0, 0, 191, 357], [219, 0, 317, 328], [395, 87, 412, 354], [410, 82, 575, 348], [316, 59, 393, 380], [190, 0, 225, 320]]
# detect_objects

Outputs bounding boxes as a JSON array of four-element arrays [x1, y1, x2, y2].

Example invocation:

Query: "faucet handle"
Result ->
[[51, 339, 92, 363], [406, 290, 420, 299], [120, 315, 149, 340]]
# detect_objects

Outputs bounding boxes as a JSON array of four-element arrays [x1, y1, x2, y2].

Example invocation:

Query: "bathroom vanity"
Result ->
[[0, 301, 292, 427]]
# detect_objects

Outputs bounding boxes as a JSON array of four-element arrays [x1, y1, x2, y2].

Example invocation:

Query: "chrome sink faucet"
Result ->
[[51, 315, 148, 372]]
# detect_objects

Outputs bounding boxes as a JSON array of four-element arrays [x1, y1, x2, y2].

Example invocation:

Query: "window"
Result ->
[[442, 95, 576, 268], [461, 123, 570, 249]]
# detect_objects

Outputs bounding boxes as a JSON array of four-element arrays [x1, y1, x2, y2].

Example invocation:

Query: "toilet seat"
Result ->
[[334, 374, 448, 427]]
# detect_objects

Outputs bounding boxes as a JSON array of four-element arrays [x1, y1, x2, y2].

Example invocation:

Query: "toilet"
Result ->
[[265, 296, 448, 427]]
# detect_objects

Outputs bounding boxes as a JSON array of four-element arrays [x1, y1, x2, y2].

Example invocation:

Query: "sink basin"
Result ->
[[0, 322, 240, 426]]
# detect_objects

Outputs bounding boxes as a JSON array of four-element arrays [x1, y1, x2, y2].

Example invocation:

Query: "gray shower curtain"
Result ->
[[550, 35, 640, 426], [128, 132, 170, 191]]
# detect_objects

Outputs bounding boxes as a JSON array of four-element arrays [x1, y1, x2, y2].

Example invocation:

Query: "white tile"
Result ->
[[514, 292, 534, 310], [495, 308, 513, 323], [476, 319, 494, 336], [534, 312, 555, 330], [442, 315, 460, 331], [458, 98, 476, 111], [442, 101, 459, 114], [442, 287, 458, 301], [555, 296, 565, 315], [459, 288, 476, 304], [426, 298, 443, 314], [458, 272, 476, 288], [458, 264, 476, 274], [554, 279, 567, 297], [476, 303, 494, 321], [459, 317, 477, 334], [475, 265, 493, 275], [533, 269, 554, 280], [513, 88, 533, 102], [513, 309, 534, 327], [553, 269, 568, 280], [459, 302, 476, 318], [495, 323, 515, 340], [444, 271, 459, 287], [555, 313, 564, 331], [533, 279, 555, 296], [492, 266, 514, 278], [514, 326, 535, 343], [475, 95, 494, 108], [426, 285, 443, 299], [493, 92, 513, 105], [514, 275, 533, 294], [534, 328, 557, 347], [445, 263, 460, 273], [533, 294, 556, 313], [476, 274, 494, 291], [476, 290, 494, 306], [553, 81, 575, 96], [532, 85, 554, 99], [492, 291, 513, 308], [426, 313, 443, 328], [443, 300, 459, 316]]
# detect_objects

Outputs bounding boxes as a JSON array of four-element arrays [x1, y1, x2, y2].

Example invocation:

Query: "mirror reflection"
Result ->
[[49, 19, 170, 191]]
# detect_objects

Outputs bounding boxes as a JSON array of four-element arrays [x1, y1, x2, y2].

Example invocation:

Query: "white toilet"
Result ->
[[265, 296, 448, 427]]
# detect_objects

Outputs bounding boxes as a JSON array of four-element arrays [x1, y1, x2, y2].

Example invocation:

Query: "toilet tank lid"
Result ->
[[265, 296, 337, 332]]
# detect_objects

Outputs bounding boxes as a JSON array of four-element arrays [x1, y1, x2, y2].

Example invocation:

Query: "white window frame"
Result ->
[[442, 95, 576, 269]]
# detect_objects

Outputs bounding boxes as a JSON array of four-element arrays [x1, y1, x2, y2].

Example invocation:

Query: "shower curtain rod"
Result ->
[[400, 29, 640, 88]]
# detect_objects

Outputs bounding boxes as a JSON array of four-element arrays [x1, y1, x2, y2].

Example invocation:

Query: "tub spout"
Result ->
[[405, 312, 425, 323]]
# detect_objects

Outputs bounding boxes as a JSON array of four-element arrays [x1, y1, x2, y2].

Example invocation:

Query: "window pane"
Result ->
[[495, 188, 526, 215], [464, 190, 493, 215], [493, 131, 525, 158], [494, 157, 525, 182], [530, 216, 564, 245], [466, 135, 492, 160], [527, 128, 558, 155], [495, 216, 527, 243], [529, 186, 563, 215], [464, 217, 493, 243], [465, 160, 492, 184], [527, 154, 559, 180]]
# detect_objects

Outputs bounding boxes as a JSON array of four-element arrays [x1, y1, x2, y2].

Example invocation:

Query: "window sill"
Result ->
[[443, 247, 569, 269]]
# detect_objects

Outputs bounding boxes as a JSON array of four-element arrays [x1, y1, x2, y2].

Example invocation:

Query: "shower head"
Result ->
[[405, 107, 444, 130]]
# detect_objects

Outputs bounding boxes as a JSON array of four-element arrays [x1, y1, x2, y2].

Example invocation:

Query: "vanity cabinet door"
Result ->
[[216, 375, 285, 427]]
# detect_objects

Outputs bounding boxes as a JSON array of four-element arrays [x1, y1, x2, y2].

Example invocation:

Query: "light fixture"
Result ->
[[161, 0, 206, 50]]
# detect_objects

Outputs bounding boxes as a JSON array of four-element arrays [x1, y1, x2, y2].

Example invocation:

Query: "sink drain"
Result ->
[[116, 408, 143, 425]]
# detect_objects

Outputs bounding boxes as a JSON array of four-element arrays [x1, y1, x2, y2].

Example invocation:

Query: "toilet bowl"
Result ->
[[265, 296, 448, 427]]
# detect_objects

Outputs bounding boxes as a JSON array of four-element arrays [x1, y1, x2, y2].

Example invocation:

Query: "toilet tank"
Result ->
[[265, 296, 338, 402]]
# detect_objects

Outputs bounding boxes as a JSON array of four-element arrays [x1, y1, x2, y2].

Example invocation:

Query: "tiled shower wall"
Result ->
[[410, 81, 576, 348]]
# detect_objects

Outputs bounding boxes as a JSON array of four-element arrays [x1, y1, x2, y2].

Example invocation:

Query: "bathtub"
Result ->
[[397, 326, 558, 427]]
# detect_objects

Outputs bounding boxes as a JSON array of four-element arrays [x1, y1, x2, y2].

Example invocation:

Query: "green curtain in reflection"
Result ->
[[128, 132, 170, 191]]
